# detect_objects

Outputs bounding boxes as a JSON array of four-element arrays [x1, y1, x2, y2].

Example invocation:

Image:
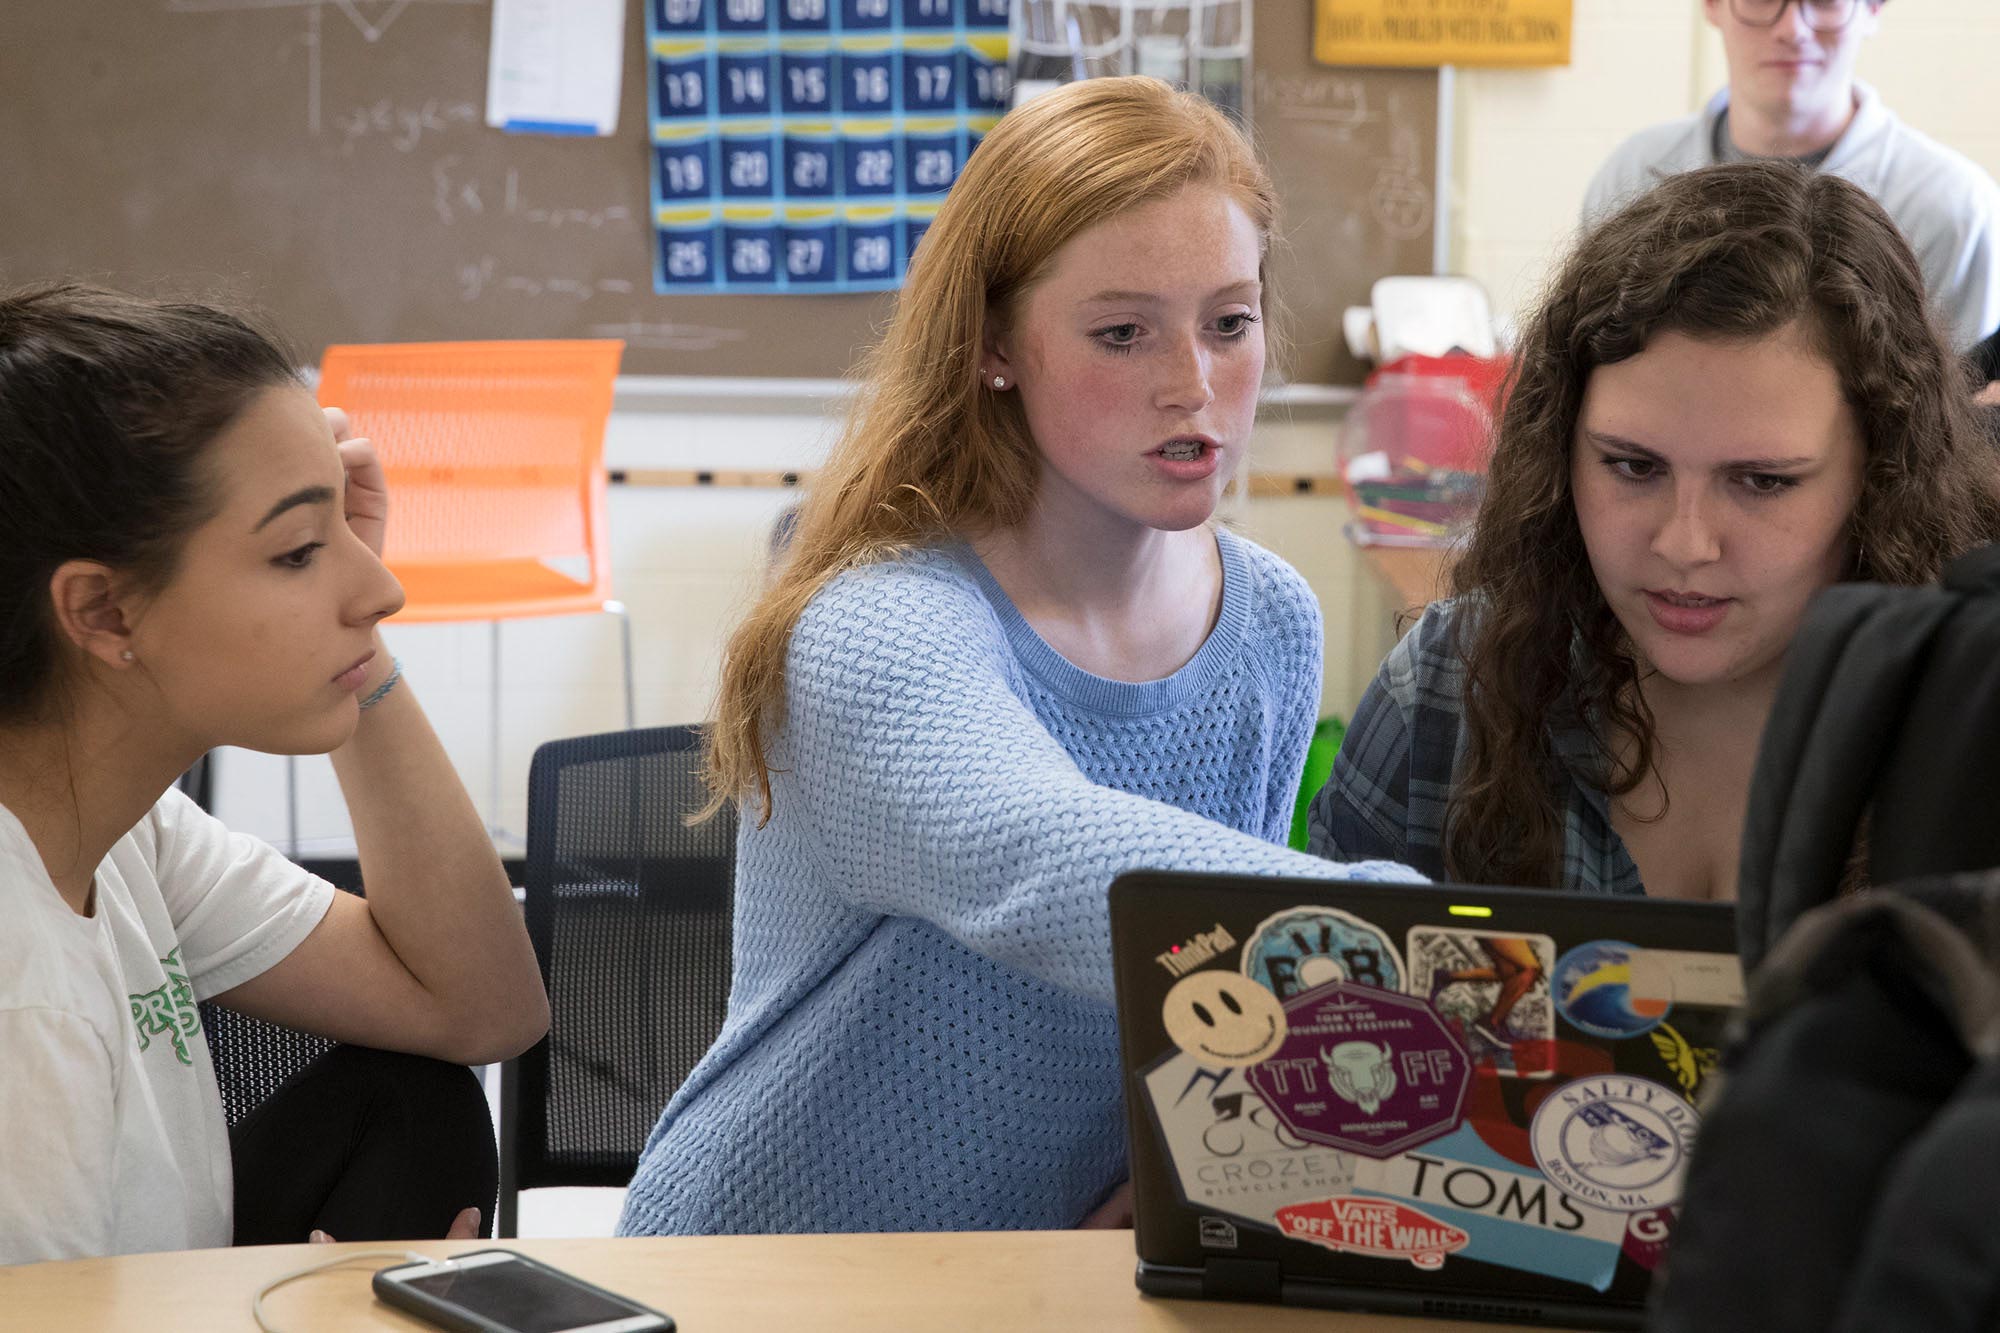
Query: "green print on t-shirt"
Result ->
[[130, 948, 202, 1066]]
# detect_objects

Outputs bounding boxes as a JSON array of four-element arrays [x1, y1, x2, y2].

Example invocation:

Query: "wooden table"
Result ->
[[0, 1231, 1545, 1331]]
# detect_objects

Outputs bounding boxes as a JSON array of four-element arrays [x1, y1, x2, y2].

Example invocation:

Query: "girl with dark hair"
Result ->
[[1308, 161, 2000, 901], [0, 284, 549, 1264]]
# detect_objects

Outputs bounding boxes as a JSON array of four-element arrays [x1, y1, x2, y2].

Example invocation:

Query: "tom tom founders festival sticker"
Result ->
[[1247, 981, 1471, 1159]]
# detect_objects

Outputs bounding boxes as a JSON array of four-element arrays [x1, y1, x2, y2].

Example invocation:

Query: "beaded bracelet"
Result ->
[[359, 657, 404, 711]]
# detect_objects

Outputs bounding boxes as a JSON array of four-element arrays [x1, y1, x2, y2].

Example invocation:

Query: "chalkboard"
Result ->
[[1, 2, 1434, 386]]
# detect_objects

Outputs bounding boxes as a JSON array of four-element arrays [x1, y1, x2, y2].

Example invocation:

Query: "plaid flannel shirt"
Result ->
[[1306, 598, 1646, 896]]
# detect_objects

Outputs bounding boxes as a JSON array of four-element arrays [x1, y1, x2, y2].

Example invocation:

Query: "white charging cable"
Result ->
[[252, 1248, 432, 1333]]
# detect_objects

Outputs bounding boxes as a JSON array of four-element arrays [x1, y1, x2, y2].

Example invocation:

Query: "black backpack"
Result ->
[[1651, 544, 2000, 1332]]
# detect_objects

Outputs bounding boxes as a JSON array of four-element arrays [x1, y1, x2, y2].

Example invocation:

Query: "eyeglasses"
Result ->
[[1726, 0, 1868, 32]]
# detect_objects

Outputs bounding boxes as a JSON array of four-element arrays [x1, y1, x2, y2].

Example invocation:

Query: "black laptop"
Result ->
[[1109, 871, 1740, 1330]]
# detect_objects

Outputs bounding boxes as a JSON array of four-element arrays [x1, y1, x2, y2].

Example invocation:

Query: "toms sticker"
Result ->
[[1160, 969, 1288, 1068], [1140, 1052, 1359, 1222], [1407, 927, 1557, 1078], [1247, 982, 1470, 1158], [1351, 1123, 1628, 1291], [1274, 1196, 1469, 1270], [1550, 940, 1673, 1039], [1242, 906, 1405, 1000], [1530, 1075, 1699, 1212]]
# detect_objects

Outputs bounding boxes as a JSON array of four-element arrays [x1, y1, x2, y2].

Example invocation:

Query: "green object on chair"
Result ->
[[1288, 716, 1348, 851]]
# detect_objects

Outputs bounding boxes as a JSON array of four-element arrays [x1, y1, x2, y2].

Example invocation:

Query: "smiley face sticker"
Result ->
[[1162, 969, 1289, 1068]]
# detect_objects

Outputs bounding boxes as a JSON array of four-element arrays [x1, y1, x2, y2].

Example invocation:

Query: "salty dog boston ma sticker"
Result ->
[[1529, 1075, 1699, 1213], [1241, 906, 1406, 1000]]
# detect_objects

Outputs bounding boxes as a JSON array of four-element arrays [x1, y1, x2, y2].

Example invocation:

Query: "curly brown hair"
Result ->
[[1443, 161, 2000, 887]]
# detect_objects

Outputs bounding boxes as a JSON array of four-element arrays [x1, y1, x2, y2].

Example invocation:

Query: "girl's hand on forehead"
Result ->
[[325, 405, 389, 557]]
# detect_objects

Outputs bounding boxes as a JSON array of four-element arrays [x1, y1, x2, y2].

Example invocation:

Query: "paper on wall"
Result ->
[[487, 0, 626, 137]]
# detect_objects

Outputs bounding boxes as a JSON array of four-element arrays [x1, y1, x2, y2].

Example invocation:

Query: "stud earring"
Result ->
[[991, 374, 1007, 389], [120, 650, 135, 662]]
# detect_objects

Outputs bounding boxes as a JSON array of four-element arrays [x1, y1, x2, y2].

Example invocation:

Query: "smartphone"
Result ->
[[373, 1249, 675, 1333]]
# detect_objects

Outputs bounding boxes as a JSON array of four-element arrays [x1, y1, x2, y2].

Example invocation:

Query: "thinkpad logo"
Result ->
[[1156, 922, 1237, 977]]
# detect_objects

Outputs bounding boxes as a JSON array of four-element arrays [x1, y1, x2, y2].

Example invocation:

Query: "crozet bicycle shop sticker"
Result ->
[[1139, 1051, 1359, 1224], [1241, 906, 1405, 1000], [1529, 1075, 1699, 1212]]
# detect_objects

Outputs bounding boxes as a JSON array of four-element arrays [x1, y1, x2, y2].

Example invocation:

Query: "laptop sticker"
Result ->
[[1621, 1206, 1676, 1273], [1246, 982, 1471, 1158], [1550, 941, 1673, 1039], [1350, 1123, 1628, 1291], [1160, 969, 1288, 1068], [1406, 927, 1558, 1079], [1241, 906, 1406, 999], [1458, 1042, 1618, 1169], [1272, 1197, 1469, 1271], [1140, 1052, 1360, 1223], [1626, 1021, 1722, 1103], [1529, 1075, 1700, 1213], [1631, 948, 1744, 1008], [1154, 921, 1239, 979]]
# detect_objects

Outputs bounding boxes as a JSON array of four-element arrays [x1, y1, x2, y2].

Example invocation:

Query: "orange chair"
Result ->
[[300, 340, 628, 847]]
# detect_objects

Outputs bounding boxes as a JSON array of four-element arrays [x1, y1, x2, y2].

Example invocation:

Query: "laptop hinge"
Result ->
[[1201, 1257, 1283, 1302]]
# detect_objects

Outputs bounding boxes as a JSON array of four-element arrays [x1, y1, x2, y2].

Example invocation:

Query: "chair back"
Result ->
[[315, 340, 624, 622], [199, 876, 360, 1123], [199, 1003, 337, 1126], [499, 726, 736, 1235]]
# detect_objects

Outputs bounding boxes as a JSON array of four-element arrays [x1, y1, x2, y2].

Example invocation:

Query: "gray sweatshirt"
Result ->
[[1584, 82, 2000, 351]]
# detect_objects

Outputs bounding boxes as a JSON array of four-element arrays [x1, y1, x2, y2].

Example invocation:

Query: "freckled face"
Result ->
[[993, 184, 1266, 536]]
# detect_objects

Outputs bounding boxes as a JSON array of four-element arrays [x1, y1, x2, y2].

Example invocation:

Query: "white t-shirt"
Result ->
[[0, 790, 334, 1265]]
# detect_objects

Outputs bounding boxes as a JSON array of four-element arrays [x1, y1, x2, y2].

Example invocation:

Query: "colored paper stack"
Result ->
[[1339, 356, 1504, 549]]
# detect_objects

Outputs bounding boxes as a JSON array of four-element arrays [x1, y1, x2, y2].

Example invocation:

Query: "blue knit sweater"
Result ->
[[617, 528, 1420, 1236]]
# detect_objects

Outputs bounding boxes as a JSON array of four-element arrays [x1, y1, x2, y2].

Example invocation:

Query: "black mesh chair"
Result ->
[[199, 876, 358, 1124], [497, 725, 736, 1237], [201, 870, 497, 1125], [200, 1003, 338, 1126]]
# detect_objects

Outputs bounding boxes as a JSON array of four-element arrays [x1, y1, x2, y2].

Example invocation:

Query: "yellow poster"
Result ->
[[1315, 0, 1573, 69]]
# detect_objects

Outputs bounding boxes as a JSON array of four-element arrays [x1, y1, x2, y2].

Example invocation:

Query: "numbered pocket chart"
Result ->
[[1109, 874, 1743, 1314], [647, 0, 1010, 293]]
